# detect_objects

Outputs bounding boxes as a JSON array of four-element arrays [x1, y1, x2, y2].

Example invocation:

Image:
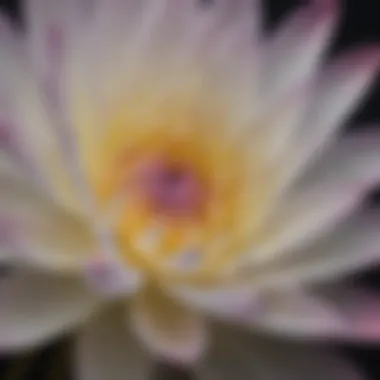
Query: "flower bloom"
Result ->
[[1, 0, 380, 379]]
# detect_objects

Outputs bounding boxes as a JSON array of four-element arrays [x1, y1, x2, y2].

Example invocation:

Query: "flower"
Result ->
[[1, 0, 380, 379]]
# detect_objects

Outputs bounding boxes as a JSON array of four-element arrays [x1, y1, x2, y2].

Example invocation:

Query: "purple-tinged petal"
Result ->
[[316, 285, 380, 342], [247, 288, 347, 338], [261, 0, 338, 105], [0, 19, 81, 210], [24, 0, 95, 76]]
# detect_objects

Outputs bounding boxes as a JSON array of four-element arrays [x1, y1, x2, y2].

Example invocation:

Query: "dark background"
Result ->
[[0, 0, 379, 379]]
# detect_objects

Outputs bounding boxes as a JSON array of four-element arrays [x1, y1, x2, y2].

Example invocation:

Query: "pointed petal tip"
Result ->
[[350, 45, 380, 69], [311, 0, 340, 13], [306, 0, 340, 23]]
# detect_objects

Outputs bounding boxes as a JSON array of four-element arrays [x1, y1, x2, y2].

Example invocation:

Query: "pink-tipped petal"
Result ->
[[130, 287, 207, 365], [261, 0, 338, 105], [77, 305, 152, 380], [316, 285, 380, 342], [0, 17, 79, 209], [25, 0, 94, 76], [291, 45, 380, 175], [248, 211, 380, 289], [0, 272, 99, 352], [25, 0, 107, 214], [248, 288, 347, 338]]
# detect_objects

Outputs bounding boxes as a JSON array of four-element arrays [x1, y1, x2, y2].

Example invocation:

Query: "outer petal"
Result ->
[[0, 272, 100, 352], [130, 286, 207, 364], [289, 46, 380, 177], [242, 286, 380, 342], [0, 14, 54, 193], [1, 171, 95, 272], [250, 129, 380, 261], [0, 13, 80, 211], [76, 305, 152, 380], [260, 0, 338, 105], [247, 288, 346, 338], [316, 285, 380, 342], [198, 325, 363, 380], [24, 0, 95, 76], [299, 129, 380, 189], [250, 182, 363, 263], [168, 284, 260, 322], [246, 211, 380, 288]]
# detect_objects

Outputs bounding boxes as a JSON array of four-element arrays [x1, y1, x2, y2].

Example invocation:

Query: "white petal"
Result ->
[[1, 175, 95, 272], [248, 211, 380, 288], [25, 0, 95, 76], [258, 83, 310, 161], [251, 129, 380, 262], [199, 325, 363, 380], [76, 305, 152, 380], [261, 0, 338, 105], [250, 177, 364, 263], [0, 272, 100, 352], [130, 286, 207, 364], [169, 284, 260, 322], [25, 0, 97, 213], [300, 129, 380, 190], [246, 286, 380, 343], [290, 46, 380, 175], [248, 288, 347, 338], [0, 19, 79, 210]]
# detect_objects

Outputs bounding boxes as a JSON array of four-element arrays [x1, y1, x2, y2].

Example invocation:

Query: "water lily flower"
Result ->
[[1, 0, 380, 379]]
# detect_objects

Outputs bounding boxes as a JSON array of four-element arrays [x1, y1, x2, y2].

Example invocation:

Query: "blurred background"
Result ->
[[0, 0, 379, 379]]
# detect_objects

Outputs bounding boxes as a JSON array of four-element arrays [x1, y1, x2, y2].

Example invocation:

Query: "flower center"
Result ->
[[136, 157, 206, 219]]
